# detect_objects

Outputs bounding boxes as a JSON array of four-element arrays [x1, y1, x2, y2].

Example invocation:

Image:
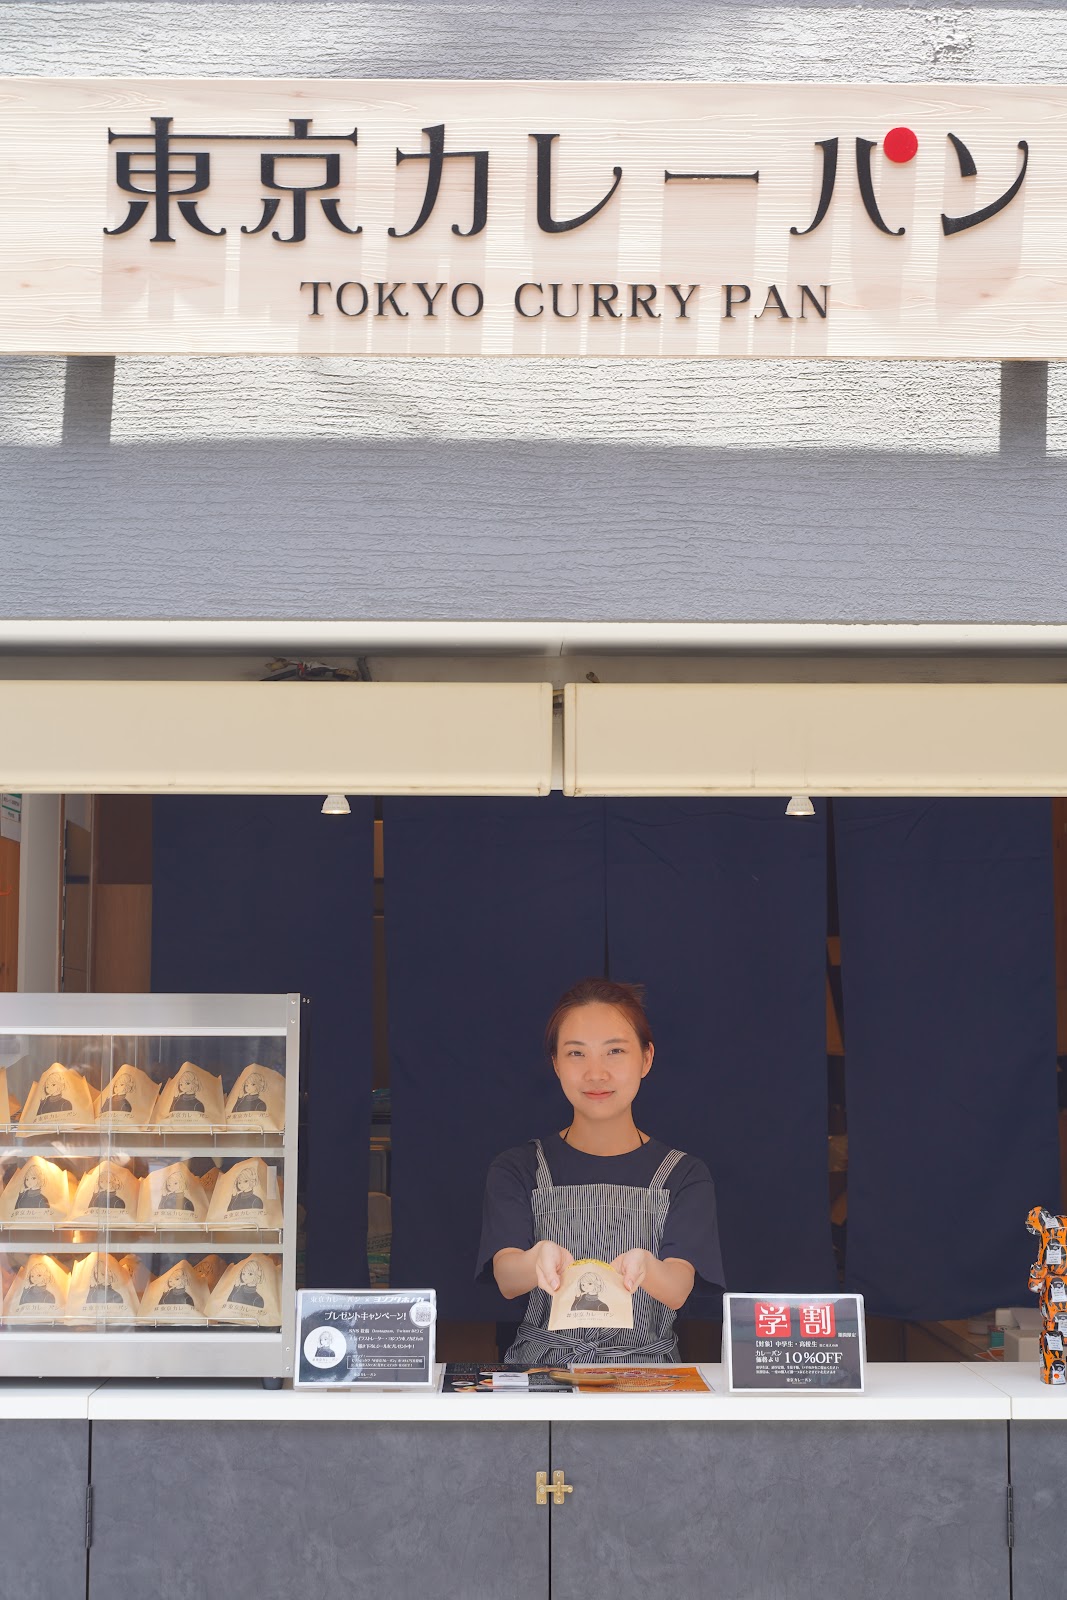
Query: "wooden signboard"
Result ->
[[0, 79, 1062, 357]]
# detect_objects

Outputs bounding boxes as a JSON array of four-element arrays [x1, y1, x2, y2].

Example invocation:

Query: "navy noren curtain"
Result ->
[[152, 796, 375, 1287], [605, 800, 836, 1310], [835, 799, 1061, 1319], [385, 796, 607, 1320]]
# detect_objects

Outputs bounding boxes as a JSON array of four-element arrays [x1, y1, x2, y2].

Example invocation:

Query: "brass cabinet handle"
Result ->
[[535, 1469, 574, 1506]]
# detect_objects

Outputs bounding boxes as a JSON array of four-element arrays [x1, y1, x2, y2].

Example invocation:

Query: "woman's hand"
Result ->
[[530, 1239, 574, 1294], [611, 1250, 696, 1310], [493, 1240, 574, 1299], [612, 1248, 653, 1293]]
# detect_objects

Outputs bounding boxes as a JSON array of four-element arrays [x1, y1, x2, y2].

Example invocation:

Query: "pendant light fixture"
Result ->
[[785, 795, 815, 817], [321, 794, 351, 816]]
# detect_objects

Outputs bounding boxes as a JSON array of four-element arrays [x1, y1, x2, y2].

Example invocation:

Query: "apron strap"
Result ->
[[532, 1138, 554, 1191], [648, 1148, 685, 1189]]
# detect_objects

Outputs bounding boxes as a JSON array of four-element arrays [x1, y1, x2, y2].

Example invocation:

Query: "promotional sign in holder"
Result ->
[[723, 1293, 866, 1394], [295, 1289, 437, 1389]]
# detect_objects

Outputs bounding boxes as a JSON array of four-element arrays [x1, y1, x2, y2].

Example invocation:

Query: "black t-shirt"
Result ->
[[476, 1134, 726, 1293]]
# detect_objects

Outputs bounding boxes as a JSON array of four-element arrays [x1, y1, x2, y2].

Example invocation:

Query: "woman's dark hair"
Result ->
[[544, 977, 653, 1059]]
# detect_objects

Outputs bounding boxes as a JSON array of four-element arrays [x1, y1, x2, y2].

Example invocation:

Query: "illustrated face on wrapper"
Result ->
[[3, 1254, 70, 1320], [547, 1259, 634, 1332], [18, 1064, 96, 1129], [205, 1158, 282, 1230], [152, 1062, 226, 1129], [67, 1253, 140, 1320], [206, 1255, 282, 1326], [225, 1063, 286, 1132], [97, 1064, 159, 1127], [139, 1258, 211, 1322], [0, 1155, 72, 1225], [136, 1161, 208, 1228], [69, 1160, 140, 1228]]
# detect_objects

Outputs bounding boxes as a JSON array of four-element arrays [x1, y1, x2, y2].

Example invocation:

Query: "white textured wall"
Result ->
[[1, 4, 1065, 622]]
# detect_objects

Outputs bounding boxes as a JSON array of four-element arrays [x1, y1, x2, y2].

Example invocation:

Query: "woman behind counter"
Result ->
[[478, 977, 724, 1366]]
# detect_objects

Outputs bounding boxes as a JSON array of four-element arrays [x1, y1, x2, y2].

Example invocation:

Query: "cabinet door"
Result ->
[[550, 1421, 1009, 1600], [0, 1420, 89, 1600], [88, 1420, 549, 1600], [1008, 1420, 1067, 1600]]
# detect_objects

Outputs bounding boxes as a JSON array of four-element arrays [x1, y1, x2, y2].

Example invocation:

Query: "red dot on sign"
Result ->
[[883, 126, 919, 164]]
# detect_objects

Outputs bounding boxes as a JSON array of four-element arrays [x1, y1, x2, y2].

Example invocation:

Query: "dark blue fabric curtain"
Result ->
[[152, 796, 375, 1287], [385, 796, 607, 1320], [605, 800, 836, 1310], [835, 799, 1061, 1319]]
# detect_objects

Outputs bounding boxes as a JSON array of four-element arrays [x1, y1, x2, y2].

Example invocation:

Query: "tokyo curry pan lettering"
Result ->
[[0, 80, 1065, 356]]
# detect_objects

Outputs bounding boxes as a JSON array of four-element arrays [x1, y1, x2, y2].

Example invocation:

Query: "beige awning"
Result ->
[[563, 682, 1067, 796], [0, 681, 554, 795]]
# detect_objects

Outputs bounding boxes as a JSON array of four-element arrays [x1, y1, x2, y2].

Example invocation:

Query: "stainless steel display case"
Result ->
[[0, 993, 299, 1379]]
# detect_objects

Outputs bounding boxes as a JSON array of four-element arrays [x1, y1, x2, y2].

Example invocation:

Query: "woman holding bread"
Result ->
[[477, 977, 724, 1366]]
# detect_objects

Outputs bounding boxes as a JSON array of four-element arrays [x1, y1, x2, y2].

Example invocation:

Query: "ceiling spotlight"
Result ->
[[321, 794, 351, 816], [785, 795, 815, 817]]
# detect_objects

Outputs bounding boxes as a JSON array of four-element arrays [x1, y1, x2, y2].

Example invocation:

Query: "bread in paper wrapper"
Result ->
[[118, 1253, 151, 1295], [140, 1259, 210, 1322], [137, 1161, 208, 1228], [18, 1064, 96, 1132], [69, 1159, 140, 1228], [206, 1158, 282, 1230], [200, 1164, 221, 1199], [0, 1154, 73, 1226], [67, 1253, 139, 1320], [548, 1259, 635, 1332], [193, 1254, 226, 1289], [4, 1253, 70, 1320], [152, 1062, 226, 1129], [97, 1064, 159, 1129], [225, 1063, 285, 1133], [0, 1066, 16, 1131], [207, 1254, 281, 1326]]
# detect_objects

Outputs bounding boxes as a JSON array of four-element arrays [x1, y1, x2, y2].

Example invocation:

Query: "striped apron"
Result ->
[[505, 1137, 685, 1367]]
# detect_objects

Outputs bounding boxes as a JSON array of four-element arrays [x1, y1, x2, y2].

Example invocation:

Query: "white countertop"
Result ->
[[0, 1381, 107, 1418], [1, 1362, 1058, 1422], [81, 1362, 1010, 1422], [963, 1360, 1067, 1419]]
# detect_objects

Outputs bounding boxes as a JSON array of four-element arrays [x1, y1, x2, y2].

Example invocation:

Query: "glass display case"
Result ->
[[0, 994, 299, 1380]]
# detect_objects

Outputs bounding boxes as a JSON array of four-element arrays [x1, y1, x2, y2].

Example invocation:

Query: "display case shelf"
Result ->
[[7, 1135, 285, 1155], [0, 992, 300, 1380], [0, 1235, 283, 1251]]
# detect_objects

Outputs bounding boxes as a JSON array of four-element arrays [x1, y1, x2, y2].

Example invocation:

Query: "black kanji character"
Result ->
[[105, 116, 224, 242], [242, 119, 361, 243]]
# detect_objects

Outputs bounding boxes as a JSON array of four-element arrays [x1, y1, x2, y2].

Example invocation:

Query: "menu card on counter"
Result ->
[[295, 1289, 436, 1388], [443, 1364, 576, 1394], [441, 1363, 712, 1394], [724, 1293, 866, 1393]]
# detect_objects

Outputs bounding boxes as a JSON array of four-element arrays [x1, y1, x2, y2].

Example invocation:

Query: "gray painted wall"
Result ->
[[1, 3, 1065, 624]]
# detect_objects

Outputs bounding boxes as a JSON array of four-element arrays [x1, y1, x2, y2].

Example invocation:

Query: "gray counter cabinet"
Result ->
[[550, 1422, 1009, 1600], [0, 1421, 90, 1600], [1006, 1422, 1067, 1600], [8, 1414, 1021, 1600], [85, 1420, 550, 1600]]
